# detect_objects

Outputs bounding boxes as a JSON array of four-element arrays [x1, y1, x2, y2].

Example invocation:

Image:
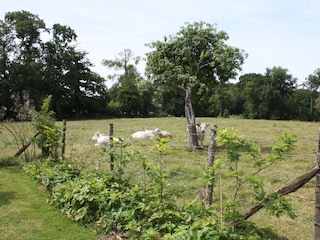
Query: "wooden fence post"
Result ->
[[206, 124, 217, 205], [314, 129, 320, 239], [109, 123, 114, 171], [61, 119, 66, 157]]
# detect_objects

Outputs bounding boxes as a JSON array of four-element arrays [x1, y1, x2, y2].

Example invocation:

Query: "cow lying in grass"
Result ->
[[92, 132, 119, 146], [131, 128, 161, 140]]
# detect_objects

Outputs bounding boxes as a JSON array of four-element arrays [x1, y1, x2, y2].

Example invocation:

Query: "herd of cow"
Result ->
[[92, 122, 210, 147]]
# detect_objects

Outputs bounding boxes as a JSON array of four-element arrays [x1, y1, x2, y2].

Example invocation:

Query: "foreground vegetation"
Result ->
[[1, 117, 318, 239]]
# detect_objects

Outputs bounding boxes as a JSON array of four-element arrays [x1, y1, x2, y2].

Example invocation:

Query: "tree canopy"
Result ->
[[146, 21, 247, 149], [0, 11, 319, 122], [0, 11, 107, 120], [146, 21, 246, 89]]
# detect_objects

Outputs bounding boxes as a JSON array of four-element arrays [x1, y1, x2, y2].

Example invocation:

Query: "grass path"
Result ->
[[0, 166, 98, 240]]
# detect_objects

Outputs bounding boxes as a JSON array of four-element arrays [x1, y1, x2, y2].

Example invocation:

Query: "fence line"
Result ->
[[57, 121, 320, 238]]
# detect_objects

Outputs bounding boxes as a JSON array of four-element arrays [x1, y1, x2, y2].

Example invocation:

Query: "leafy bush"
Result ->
[[24, 157, 80, 193], [30, 95, 61, 158]]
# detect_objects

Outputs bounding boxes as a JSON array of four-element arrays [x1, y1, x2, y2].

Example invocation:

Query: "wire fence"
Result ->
[[102, 127, 319, 205]]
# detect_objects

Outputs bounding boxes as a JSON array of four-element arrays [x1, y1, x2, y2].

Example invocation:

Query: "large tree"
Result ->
[[0, 19, 14, 114], [43, 23, 108, 119], [146, 21, 246, 149], [238, 67, 296, 120], [304, 68, 320, 120], [238, 73, 267, 119], [263, 67, 296, 119], [102, 49, 152, 117], [0, 11, 48, 118], [0, 11, 108, 120]]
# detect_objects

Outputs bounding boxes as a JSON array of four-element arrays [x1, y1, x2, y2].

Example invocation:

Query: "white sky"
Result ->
[[2, 0, 320, 87]]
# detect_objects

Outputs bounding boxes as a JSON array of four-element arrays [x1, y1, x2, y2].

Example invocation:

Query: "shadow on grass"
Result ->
[[258, 226, 289, 240], [260, 146, 273, 154], [0, 188, 16, 206], [0, 157, 23, 167]]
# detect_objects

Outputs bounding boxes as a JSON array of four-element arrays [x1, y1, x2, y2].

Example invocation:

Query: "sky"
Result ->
[[1, 0, 320, 87]]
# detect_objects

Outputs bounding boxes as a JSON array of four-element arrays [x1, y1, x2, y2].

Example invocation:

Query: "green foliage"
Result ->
[[23, 157, 80, 192], [146, 22, 246, 88], [215, 128, 297, 221], [254, 132, 297, 169], [0, 11, 107, 120], [102, 49, 154, 117], [263, 193, 297, 219], [30, 95, 61, 158], [101, 137, 132, 178], [146, 21, 246, 117], [238, 68, 298, 120]]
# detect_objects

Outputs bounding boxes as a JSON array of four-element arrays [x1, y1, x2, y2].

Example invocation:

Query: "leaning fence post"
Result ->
[[61, 119, 66, 157], [14, 132, 39, 157], [109, 123, 114, 171], [206, 124, 217, 205], [314, 129, 320, 239]]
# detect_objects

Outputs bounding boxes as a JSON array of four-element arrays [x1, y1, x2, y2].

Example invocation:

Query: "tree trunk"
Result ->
[[179, 85, 198, 151]]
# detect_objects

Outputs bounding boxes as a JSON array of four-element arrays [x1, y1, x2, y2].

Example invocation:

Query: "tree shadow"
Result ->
[[258, 227, 289, 240], [240, 222, 290, 240], [260, 146, 273, 154], [0, 187, 16, 206], [0, 157, 22, 167]]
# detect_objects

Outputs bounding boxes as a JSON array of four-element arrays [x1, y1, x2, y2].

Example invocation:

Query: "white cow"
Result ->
[[196, 122, 210, 147], [131, 128, 161, 140], [92, 132, 119, 146]]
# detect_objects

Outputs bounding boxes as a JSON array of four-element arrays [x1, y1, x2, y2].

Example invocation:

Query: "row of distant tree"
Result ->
[[0, 11, 319, 121]]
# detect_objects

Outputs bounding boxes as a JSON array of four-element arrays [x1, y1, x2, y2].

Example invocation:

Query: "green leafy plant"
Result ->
[[214, 128, 297, 226], [100, 137, 132, 177], [30, 95, 61, 158]]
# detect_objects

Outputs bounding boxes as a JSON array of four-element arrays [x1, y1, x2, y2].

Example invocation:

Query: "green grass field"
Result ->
[[0, 117, 319, 239]]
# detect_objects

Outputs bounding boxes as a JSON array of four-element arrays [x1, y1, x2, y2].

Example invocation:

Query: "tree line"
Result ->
[[1, 11, 319, 121]]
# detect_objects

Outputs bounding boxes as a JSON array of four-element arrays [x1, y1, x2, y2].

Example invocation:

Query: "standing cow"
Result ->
[[196, 122, 210, 148]]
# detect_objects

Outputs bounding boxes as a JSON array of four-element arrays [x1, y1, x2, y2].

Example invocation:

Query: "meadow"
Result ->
[[0, 117, 319, 239]]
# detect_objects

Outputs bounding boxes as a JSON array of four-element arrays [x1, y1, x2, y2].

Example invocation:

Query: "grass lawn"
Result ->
[[0, 166, 98, 240]]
